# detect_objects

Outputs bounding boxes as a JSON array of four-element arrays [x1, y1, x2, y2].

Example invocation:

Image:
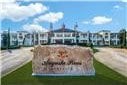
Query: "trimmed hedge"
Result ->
[[1, 45, 21, 50]]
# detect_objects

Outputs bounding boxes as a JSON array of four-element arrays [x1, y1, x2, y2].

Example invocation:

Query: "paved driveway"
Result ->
[[1, 47, 127, 77], [1, 47, 33, 77], [94, 47, 127, 77]]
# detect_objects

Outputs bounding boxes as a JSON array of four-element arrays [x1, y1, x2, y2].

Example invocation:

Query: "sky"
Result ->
[[0, 0, 127, 33]]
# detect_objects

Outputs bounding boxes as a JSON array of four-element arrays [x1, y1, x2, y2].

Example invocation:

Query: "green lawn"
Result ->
[[2, 59, 127, 85]]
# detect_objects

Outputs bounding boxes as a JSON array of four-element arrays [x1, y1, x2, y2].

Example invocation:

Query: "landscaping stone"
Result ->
[[32, 45, 95, 76]]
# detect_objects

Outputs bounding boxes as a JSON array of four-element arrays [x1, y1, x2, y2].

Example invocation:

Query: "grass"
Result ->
[[92, 48, 99, 53], [1, 59, 127, 85]]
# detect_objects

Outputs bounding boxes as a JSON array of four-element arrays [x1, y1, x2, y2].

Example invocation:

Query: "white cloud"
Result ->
[[82, 16, 112, 25], [0, 2, 48, 21], [0, 0, 16, 3], [23, 23, 48, 33], [82, 21, 90, 24], [113, 5, 120, 9], [91, 16, 112, 25], [121, 0, 127, 2], [34, 12, 64, 23]]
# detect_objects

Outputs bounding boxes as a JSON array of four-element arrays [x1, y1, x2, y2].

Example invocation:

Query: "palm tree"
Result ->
[[88, 32, 93, 48], [7, 28, 10, 49], [2, 32, 8, 48], [119, 29, 126, 48]]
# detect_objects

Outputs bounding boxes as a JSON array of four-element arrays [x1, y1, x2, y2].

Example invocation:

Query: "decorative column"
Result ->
[[38, 33, 40, 45], [63, 33, 64, 44]]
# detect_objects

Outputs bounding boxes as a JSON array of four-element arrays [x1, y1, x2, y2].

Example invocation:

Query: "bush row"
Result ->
[[1, 45, 21, 50]]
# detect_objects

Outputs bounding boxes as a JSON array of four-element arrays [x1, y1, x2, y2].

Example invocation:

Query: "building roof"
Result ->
[[17, 31, 28, 33], [50, 23, 78, 33], [51, 28, 76, 33], [98, 30, 111, 33]]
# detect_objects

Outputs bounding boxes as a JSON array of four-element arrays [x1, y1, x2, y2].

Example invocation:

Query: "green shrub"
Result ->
[[92, 48, 99, 53], [1, 45, 21, 50]]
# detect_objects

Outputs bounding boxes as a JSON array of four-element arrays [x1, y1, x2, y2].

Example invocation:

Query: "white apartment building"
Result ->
[[1, 24, 123, 46], [50, 28, 77, 44], [23, 33, 33, 46], [38, 32, 48, 44], [79, 32, 89, 44], [17, 31, 28, 46], [10, 32, 18, 46], [1, 31, 18, 46], [126, 32, 127, 46]]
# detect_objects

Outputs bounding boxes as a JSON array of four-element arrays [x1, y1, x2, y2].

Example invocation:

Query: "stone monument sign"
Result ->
[[32, 45, 95, 76]]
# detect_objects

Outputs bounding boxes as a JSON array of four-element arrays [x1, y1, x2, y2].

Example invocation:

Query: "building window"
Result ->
[[56, 34, 63, 37], [26, 34, 30, 38], [81, 40, 87, 43], [93, 34, 97, 38], [12, 35, 17, 39], [19, 33, 22, 35], [19, 36, 23, 39], [97, 35, 102, 38], [40, 34, 45, 37], [51, 33, 54, 37], [64, 34, 71, 37], [111, 33, 117, 39], [105, 36, 109, 39], [81, 34, 87, 38], [105, 33, 108, 35], [72, 33, 75, 37], [40, 40, 47, 44]]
